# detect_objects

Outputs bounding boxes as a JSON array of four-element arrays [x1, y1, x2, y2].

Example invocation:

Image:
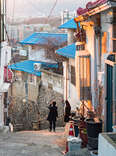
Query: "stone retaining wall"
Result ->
[[8, 70, 64, 131], [38, 85, 64, 130]]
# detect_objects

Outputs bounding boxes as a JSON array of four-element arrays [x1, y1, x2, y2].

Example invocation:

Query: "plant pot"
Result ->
[[32, 121, 38, 130], [90, 151, 98, 156], [86, 119, 102, 138]]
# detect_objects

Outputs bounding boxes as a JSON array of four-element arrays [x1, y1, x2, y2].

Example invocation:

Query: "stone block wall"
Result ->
[[8, 70, 64, 131], [37, 85, 64, 130], [41, 70, 64, 94], [11, 71, 40, 102], [8, 97, 40, 130]]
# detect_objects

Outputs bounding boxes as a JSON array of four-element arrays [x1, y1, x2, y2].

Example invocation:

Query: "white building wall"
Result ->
[[100, 9, 113, 74], [0, 41, 11, 126], [41, 71, 63, 95], [0, 42, 11, 85], [100, 9, 113, 130], [0, 93, 4, 126], [101, 9, 113, 54], [63, 61, 67, 101], [98, 133, 116, 156], [68, 83, 80, 111], [68, 29, 75, 45], [68, 58, 80, 111], [63, 28, 79, 111], [29, 49, 45, 61], [86, 26, 97, 108]]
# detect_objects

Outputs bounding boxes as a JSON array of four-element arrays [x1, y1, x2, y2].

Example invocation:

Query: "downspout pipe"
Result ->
[[113, 63, 116, 125], [66, 62, 68, 100], [0, 0, 1, 66]]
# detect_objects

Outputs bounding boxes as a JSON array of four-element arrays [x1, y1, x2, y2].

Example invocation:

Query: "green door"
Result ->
[[106, 64, 113, 132]]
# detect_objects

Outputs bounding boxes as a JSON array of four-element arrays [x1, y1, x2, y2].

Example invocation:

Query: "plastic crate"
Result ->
[[67, 136, 82, 152]]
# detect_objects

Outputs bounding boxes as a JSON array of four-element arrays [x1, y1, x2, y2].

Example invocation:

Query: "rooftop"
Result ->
[[8, 60, 58, 77], [58, 19, 77, 29], [56, 43, 76, 59], [19, 32, 67, 46]]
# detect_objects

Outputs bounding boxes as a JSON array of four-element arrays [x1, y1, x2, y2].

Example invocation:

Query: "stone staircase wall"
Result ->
[[38, 85, 64, 129], [8, 97, 40, 131]]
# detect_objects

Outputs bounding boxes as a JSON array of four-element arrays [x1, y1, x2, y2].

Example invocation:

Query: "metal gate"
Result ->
[[105, 54, 116, 132], [106, 64, 113, 132]]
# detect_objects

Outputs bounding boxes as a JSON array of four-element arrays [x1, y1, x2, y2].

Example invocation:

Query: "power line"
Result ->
[[11, 0, 15, 41], [26, 0, 42, 16], [11, 0, 15, 24], [1, 0, 10, 45], [48, 0, 58, 19], [27, 0, 58, 18]]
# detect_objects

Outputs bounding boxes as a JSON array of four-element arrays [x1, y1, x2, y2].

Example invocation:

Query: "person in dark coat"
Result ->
[[47, 101, 58, 132], [64, 100, 71, 122], [6, 117, 11, 126]]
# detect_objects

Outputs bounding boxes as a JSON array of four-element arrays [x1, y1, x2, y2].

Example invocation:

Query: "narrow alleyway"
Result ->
[[0, 127, 66, 156]]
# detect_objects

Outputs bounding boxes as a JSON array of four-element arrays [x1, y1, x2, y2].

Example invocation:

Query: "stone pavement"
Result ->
[[0, 127, 66, 156]]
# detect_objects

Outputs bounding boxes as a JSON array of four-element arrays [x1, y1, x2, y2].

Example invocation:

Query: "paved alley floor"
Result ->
[[0, 127, 66, 156]]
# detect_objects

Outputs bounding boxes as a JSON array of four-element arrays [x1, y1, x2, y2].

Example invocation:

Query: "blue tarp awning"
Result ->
[[8, 60, 58, 77], [58, 19, 77, 29], [19, 32, 67, 45], [56, 43, 76, 59]]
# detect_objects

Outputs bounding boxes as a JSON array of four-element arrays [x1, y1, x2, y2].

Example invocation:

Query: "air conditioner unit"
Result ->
[[34, 63, 41, 71]]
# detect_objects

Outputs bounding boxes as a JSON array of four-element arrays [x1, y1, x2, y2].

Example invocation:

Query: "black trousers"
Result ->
[[49, 121, 56, 131]]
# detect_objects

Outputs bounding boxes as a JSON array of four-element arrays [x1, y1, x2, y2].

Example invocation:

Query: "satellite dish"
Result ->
[[34, 63, 41, 71]]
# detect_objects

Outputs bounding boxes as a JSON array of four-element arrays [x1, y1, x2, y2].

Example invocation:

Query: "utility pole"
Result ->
[[0, 0, 1, 66]]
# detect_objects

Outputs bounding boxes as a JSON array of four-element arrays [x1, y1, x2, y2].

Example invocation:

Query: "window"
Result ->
[[70, 65, 76, 86], [4, 92, 8, 109], [76, 44, 85, 51], [76, 54, 91, 100]]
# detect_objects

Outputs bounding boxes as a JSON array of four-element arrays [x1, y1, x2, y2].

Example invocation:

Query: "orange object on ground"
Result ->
[[69, 124, 74, 136]]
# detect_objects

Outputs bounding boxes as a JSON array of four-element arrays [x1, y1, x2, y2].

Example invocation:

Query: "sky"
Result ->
[[7, 0, 95, 18]]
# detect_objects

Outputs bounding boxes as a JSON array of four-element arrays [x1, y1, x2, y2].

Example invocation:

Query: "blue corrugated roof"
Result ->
[[58, 19, 77, 29], [56, 43, 76, 58], [8, 60, 58, 77], [19, 32, 67, 45]]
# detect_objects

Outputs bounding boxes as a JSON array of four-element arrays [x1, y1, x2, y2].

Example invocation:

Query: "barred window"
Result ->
[[76, 44, 85, 51], [76, 54, 91, 100]]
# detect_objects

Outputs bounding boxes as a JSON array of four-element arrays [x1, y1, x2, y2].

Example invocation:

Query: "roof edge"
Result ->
[[75, 2, 111, 22]]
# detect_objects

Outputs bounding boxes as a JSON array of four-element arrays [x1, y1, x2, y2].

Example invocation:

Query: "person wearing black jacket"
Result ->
[[47, 101, 58, 132], [64, 100, 71, 122]]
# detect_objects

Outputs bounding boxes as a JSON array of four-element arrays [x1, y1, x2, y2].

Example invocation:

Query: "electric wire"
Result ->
[[1, 0, 10, 45], [26, 0, 42, 16], [47, 0, 58, 19], [11, 0, 15, 41], [2, 17, 10, 44], [26, 0, 58, 19]]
